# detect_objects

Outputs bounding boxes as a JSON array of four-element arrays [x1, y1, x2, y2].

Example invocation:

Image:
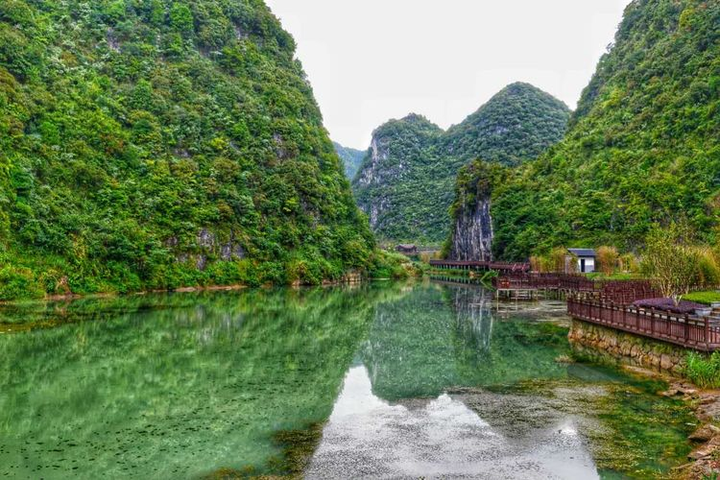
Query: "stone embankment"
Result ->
[[568, 319, 687, 374]]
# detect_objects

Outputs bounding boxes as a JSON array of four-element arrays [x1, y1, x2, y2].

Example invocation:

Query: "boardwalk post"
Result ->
[[651, 310, 655, 335], [706, 316, 710, 348]]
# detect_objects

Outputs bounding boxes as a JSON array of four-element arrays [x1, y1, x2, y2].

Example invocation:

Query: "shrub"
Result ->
[[0, 266, 44, 300], [619, 253, 640, 273], [685, 352, 720, 388], [367, 251, 418, 280], [547, 247, 574, 273], [597, 246, 619, 275], [529, 255, 543, 273], [695, 247, 720, 289]]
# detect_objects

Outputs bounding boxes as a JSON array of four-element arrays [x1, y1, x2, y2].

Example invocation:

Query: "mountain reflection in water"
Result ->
[[0, 281, 694, 479]]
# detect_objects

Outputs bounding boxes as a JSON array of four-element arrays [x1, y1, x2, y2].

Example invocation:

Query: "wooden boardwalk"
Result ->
[[429, 265, 716, 352], [568, 297, 720, 352], [429, 260, 530, 274]]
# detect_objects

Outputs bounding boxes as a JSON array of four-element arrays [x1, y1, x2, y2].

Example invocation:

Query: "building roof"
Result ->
[[568, 248, 596, 257], [397, 244, 417, 249]]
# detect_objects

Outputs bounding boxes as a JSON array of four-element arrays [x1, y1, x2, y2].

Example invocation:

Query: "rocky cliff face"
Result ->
[[445, 160, 507, 261], [449, 195, 494, 261]]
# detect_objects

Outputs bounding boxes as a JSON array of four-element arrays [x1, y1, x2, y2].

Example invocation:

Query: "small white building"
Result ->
[[567, 248, 596, 273]]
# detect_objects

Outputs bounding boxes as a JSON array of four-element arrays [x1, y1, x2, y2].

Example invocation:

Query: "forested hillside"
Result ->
[[352, 84, 570, 243], [441, 83, 571, 167], [333, 142, 365, 180], [489, 0, 720, 260], [0, 0, 376, 299]]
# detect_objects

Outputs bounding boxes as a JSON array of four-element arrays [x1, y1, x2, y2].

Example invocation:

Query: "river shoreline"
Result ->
[[615, 365, 720, 478], [0, 273, 370, 309]]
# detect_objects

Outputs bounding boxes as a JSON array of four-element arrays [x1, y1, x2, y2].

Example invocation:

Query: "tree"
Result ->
[[550, 247, 574, 273], [597, 246, 619, 275], [641, 223, 701, 305]]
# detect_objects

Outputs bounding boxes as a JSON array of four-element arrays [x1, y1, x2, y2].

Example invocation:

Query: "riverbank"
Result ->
[[662, 377, 720, 478], [0, 275, 350, 306], [589, 364, 720, 478], [0, 248, 422, 302]]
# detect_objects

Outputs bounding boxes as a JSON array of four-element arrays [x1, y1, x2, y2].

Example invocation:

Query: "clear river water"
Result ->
[[0, 280, 695, 479]]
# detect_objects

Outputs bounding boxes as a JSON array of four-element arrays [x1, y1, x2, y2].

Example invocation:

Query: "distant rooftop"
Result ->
[[568, 248, 596, 257]]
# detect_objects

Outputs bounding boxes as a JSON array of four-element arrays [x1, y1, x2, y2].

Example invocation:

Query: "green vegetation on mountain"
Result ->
[[333, 142, 366, 180], [488, 0, 720, 260], [441, 83, 571, 167], [352, 84, 571, 243], [0, 0, 378, 299]]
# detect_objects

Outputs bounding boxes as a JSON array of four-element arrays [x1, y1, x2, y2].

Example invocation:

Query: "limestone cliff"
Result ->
[[445, 161, 507, 261], [449, 195, 494, 261], [353, 114, 445, 237]]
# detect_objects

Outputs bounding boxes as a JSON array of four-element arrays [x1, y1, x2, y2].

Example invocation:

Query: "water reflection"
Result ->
[[451, 285, 494, 352], [307, 365, 599, 479], [361, 283, 570, 402], [0, 281, 694, 478], [0, 287, 387, 478]]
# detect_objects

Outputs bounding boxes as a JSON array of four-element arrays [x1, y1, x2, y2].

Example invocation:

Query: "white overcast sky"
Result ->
[[265, 0, 633, 149]]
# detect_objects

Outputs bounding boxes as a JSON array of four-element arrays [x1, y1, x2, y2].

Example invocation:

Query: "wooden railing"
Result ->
[[493, 273, 595, 292], [568, 297, 720, 352], [492, 274, 657, 305], [429, 260, 530, 273]]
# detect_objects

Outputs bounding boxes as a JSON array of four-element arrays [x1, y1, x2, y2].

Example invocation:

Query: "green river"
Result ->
[[0, 281, 695, 479]]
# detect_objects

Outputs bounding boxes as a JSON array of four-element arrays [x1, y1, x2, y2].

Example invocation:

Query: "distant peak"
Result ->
[[401, 113, 428, 122], [371, 113, 443, 139], [502, 81, 536, 90]]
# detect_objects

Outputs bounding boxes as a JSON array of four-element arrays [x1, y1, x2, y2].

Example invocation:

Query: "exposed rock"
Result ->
[[697, 398, 720, 422], [689, 424, 720, 442], [234, 24, 248, 40], [106, 28, 121, 52], [448, 194, 493, 261], [197, 229, 216, 248], [688, 436, 720, 460], [195, 255, 207, 271], [220, 242, 245, 261], [661, 354, 674, 371]]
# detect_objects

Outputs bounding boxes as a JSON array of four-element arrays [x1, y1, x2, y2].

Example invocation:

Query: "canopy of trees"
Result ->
[[352, 84, 571, 243], [490, 0, 720, 260], [333, 142, 366, 180], [0, 0, 375, 298]]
